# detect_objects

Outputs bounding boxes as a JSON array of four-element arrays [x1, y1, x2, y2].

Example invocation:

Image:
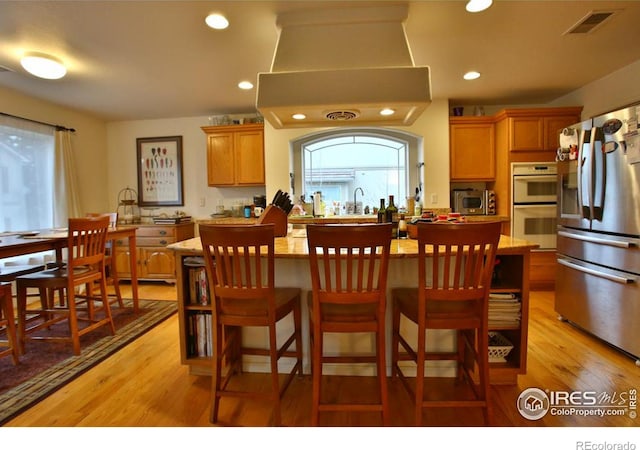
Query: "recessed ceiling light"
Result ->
[[292, 113, 306, 120], [238, 81, 254, 90], [20, 52, 67, 79], [466, 0, 493, 13], [205, 13, 229, 30], [380, 108, 395, 116], [463, 71, 481, 80]]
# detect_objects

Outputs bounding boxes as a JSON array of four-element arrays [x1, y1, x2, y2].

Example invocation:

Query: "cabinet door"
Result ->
[[509, 117, 543, 151], [206, 132, 235, 185], [235, 129, 265, 185], [450, 122, 495, 180], [141, 247, 175, 278], [113, 246, 134, 278], [544, 115, 580, 151]]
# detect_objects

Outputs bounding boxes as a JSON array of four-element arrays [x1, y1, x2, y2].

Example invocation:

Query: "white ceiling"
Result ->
[[1, 0, 639, 122]]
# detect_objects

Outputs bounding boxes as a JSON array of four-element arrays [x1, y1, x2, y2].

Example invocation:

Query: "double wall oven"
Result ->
[[511, 162, 558, 250]]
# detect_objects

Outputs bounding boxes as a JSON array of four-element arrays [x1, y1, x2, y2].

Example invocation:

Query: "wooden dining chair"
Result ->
[[391, 221, 501, 426], [199, 224, 303, 426], [86, 213, 124, 308], [15, 216, 116, 356], [306, 223, 393, 426], [0, 283, 19, 365]]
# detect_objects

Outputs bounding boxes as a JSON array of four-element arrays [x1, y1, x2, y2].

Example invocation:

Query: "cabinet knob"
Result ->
[[159, 230, 167, 236], [159, 240, 168, 245]]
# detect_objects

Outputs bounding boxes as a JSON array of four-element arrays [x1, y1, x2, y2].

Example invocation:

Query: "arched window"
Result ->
[[292, 128, 421, 214]]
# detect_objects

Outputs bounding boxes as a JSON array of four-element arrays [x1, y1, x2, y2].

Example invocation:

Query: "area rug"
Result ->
[[0, 299, 177, 425]]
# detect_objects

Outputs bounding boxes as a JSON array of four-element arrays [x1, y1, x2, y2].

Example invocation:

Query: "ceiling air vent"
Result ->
[[325, 110, 360, 121], [565, 10, 615, 34]]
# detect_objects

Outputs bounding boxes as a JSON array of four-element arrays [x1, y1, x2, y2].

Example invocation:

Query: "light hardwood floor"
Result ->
[[5, 285, 640, 427]]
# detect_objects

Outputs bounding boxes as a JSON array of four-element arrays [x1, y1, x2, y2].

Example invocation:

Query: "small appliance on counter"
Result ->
[[451, 189, 495, 215]]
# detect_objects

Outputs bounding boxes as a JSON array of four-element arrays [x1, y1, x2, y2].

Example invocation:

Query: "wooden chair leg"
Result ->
[[16, 284, 28, 355], [67, 288, 81, 356], [391, 302, 401, 378], [1, 285, 19, 365], [86, 283, 95, 321], [268, 322, 282, 426], [110, 264, 124, 308], [377, 322, 390, 425], [415, 324, 426, 426], [311, 324, 322, 426], [293, 301, 303, 375], [100, 275, 116, 335], [210, 321, 223, 423]]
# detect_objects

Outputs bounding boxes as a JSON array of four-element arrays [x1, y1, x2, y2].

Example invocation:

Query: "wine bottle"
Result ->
[[377, 198, 386, 223], [386, 195, 398, 238]]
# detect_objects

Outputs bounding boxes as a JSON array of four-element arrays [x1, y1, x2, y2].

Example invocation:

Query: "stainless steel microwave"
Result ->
[[452, 190, 496, 215]]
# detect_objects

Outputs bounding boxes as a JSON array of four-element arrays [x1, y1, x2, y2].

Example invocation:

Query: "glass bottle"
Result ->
[[386, 195, 398, 238], [398, 213, 407, 239], [377, 198, 386, 223]]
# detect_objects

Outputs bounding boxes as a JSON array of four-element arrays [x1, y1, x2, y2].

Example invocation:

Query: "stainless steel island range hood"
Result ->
[[256, 4, 432, 129]]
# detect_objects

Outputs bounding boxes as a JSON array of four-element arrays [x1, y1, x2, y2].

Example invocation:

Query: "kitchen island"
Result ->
[[168, 231, 537, 384]]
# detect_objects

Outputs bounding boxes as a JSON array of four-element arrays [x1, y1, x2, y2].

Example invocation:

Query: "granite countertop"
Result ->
[[168, 231, 538, 258], [196, 214, 509, 226]]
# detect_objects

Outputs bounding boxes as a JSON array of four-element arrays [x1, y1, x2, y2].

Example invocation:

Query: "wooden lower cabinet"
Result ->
[[114, 223, 194, 282], [529, 250, 557, 291]]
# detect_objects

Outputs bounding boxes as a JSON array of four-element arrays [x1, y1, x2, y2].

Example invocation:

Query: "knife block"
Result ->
[[257, 205, 288, 237]]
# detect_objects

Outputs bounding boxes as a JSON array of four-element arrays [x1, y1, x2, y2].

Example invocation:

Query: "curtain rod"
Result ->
[[0, 112, 76, 132]]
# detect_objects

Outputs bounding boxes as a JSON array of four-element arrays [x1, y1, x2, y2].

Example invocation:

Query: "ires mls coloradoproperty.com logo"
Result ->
[[517, 387, 637, 420]]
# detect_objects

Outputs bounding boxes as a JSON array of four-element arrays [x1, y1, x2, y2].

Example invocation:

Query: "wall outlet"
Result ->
[[430, 193, 438, 204], [199, 197, 205, 207]]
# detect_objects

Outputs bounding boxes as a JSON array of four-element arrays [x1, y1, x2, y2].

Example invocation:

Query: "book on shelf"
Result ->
[[188, 266, 210, 305], [188, 311, 213, 358]]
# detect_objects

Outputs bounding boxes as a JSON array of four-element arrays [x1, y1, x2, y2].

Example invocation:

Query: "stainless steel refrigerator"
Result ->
[[556, 103, 640, 363]]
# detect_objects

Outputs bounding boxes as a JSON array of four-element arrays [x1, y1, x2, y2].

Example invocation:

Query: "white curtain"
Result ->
[[53, 129, 82, 226]]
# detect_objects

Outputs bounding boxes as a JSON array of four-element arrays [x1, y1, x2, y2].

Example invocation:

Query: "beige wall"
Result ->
[[106, 115, 266, 219], [549, 59, 640, 119], [1, 85, 108, 215]]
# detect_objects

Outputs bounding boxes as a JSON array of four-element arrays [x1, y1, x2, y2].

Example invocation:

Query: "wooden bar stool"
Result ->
[[86, 213, 124, 308], [199, 224, 303, 426], [0, 282, 19, 364], [391, 221, 501, 426], [15, 216, 115, 356], [306, 223, 392, 426]]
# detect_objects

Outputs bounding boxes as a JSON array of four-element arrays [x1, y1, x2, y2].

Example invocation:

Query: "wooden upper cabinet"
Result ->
[[202, 123, 265, 186], [495, 107, 583, 153], [449, 117, 496, 181]]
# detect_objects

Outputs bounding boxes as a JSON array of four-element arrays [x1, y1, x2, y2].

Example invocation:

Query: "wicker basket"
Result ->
[[488, 332, 513, 362]]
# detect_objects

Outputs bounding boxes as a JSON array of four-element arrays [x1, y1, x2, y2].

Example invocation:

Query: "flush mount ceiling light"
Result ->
[[20, 52, 67, 79], [463, 71, 481, 80], [238, 80, 254, 90], [292, 113, 306, 120], [466, 0, 493, 13], [205, 13, 229, 30], [379, 108, 395, 116]]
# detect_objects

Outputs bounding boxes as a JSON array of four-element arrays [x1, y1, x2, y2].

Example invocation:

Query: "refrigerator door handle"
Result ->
[[557, 230, 637, 248], [587, 128, 597, 220], [557, 257, 636, 285], [577, 128, 590, 219], [592, 127, 606, 220]]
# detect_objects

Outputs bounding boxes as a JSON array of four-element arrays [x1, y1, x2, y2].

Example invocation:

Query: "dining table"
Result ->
[[0, 226, 140, 312]]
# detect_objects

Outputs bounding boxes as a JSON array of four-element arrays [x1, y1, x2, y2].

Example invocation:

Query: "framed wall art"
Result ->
[[136, 135, 184, 206]]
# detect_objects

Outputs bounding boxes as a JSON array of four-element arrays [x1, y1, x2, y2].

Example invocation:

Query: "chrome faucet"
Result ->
[[353, 187, 364, 214]]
